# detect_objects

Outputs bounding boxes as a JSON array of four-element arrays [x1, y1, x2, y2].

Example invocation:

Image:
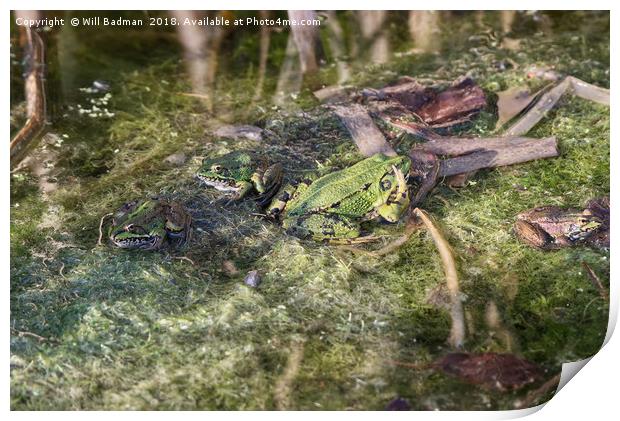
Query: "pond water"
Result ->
[[10, 11, 610, 410]]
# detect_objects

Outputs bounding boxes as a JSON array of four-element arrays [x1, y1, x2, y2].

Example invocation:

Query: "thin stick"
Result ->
[[59, 262, 66, 278], [171, 256, 196, 265], [582, 262, 609, 301], [11, 328, 56, 343], [97, 213, 113, 246], [413, 208, 465, 348]]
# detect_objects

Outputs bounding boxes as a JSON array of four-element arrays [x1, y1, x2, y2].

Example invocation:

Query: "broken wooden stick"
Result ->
[[505, 76, 609, 136], [331, 103, 397, 157], [434, 137, 559, 177], [10, 26, 47, 168], [570, 76, 610, 105], [415, 135, 555, 156]]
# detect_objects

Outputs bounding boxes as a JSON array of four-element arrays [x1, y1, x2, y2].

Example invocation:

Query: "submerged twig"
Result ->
[[412, 208, 465, 348], [582, 262, 608, 301], [97, 213, 113, 246]]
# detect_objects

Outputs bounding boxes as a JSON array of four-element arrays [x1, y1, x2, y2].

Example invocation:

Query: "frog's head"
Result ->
[[197, 152, 254, 192], [109, 199, 167, 250], [375, 156, 411, 222]]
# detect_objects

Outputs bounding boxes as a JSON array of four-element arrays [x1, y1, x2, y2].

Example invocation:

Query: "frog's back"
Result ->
[[287, 154, 398, 215]]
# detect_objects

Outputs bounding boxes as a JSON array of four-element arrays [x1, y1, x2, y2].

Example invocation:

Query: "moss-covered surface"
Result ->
[[10, 11, 609, 410]]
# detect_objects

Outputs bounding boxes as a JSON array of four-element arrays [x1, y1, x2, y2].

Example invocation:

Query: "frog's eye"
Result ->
[[380, 179, 392, 191], [211, 164, 222, 172]]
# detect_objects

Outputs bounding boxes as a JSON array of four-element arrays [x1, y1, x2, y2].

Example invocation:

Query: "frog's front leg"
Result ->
[[165, 215, 191, 247], [376, 165, 410, 222], [253, 163, 283, 207], [283, 213, 362, 242], [231, 181, 254, 201]]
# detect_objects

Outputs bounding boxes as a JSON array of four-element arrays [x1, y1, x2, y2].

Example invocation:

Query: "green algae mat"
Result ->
[[10, 11, 609, 410]]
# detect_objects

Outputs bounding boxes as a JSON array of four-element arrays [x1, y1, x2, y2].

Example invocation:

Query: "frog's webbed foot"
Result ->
[[165, 217, 192, 248]]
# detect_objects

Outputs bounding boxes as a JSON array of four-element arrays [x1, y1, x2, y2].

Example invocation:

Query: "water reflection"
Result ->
[[10, 10, 609, 132], [408, 11, 441, 53], [357, 11, 390, 63], [171, 10, 226, 111]]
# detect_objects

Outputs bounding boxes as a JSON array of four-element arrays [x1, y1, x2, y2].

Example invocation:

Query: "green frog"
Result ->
[[196, 151, 282, 204], [108, 198, 191, 250], [514, 205, 603, 250], [266, 154, 411, 242]]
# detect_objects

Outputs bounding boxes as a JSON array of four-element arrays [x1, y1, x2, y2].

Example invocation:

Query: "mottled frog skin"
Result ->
[[108, 198, 191, 250], [196, 151, 282, 204], [267, 154, 411, 242], [514, 205, 602, 250]]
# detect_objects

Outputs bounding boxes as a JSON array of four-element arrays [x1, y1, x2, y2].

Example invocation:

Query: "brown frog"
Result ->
[[108, 198, 192, 250], [514, 197, 609, 250]]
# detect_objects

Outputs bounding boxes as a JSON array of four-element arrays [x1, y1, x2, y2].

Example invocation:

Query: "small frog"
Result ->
[[514, 205, 603, 250], [266, 154, 411, 242], [196, 151, 282, 204], [108, 198, 191, 250]]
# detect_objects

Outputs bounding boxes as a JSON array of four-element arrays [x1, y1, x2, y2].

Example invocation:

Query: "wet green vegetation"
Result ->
[[10, 11, 609, 410]]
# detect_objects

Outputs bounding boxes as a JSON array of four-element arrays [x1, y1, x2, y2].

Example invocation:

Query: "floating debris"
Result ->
[[164, 152, 187, 166], [92, 79, 111, 93], [213, 125, 264, 141], [243, 270, 261, 288], [74, 89, 114, 119]]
